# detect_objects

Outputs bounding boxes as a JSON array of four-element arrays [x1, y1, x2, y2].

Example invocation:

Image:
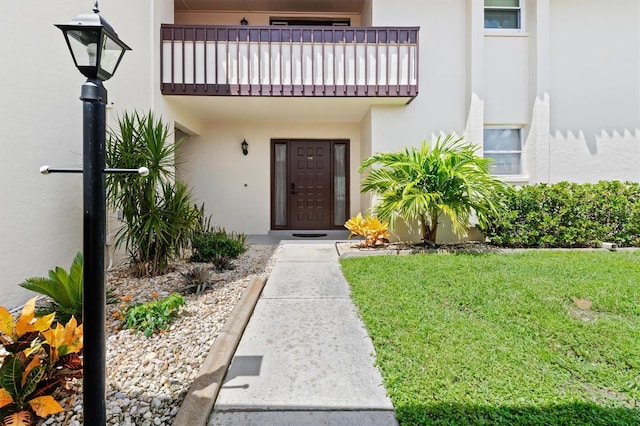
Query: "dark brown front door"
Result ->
[[289, 140, 332, 230], [271, 139, 349, 230]]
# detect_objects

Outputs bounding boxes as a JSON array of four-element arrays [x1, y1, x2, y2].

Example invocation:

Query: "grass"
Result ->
[[340, 250, 640, 425]]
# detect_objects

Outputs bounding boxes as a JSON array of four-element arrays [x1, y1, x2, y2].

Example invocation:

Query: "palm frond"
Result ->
[[359, 133, 509, 242]]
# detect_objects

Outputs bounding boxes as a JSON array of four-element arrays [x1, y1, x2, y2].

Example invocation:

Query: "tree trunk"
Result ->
[[422, 212, 439, 246]]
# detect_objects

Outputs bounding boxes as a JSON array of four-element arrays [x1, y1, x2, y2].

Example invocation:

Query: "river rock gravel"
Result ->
[[38, 243, 278, 426]]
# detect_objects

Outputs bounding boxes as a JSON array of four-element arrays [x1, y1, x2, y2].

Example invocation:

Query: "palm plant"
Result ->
[[106, 111, 200, 276], [19, 253, 83, 323], [359, 133, 511, 244]]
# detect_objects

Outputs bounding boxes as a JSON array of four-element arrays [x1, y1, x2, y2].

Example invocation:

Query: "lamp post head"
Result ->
[[56, 2, 131, 81], [241, 139, 249, 156]]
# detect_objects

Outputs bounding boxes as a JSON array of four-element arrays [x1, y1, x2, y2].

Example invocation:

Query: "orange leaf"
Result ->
[[28, 395, 63, 418], [1, 410, 32, 425], [42, 322, 65, 361], [63, 317, 77, 344], [15, 297, 37, 336], [0, 307, 13, 337], [122, 295, 132, 302], [0, 388, 14, 409], [41, 329, 54, 347], [52, 323, 65, 347], [61, 317, 83, 355], [33, 313, 56, 333]]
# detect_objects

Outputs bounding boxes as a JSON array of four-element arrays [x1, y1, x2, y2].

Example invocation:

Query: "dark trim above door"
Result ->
[[269, 17, 351, 26], [270, 139, 350, 231]]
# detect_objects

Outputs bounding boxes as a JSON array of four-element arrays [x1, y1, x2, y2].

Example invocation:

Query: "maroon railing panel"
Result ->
[[161, 24, 419, 99]]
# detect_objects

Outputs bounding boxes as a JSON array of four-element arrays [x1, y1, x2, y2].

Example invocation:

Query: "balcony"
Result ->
[[161, 25, 419, 101]]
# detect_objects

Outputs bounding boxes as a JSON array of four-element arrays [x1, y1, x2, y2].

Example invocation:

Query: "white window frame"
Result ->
[[483, 127, 523, 176], [484, 0, 525, 33]]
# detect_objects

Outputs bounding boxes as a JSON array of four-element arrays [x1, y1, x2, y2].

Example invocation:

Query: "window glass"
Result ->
[[333, 144, 346, 227], [483, 129, 522, 175], [274, 144, 287, 226], [484, 129, 521, 151], [485, 10, 520, 29], [485, 0, 519, 7], [484, 153, 521, 175], [485, 0, 521, 30]]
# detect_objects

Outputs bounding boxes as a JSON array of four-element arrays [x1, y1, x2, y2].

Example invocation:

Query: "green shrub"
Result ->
[[123, 294, 185, 337], [190, 228, 246, 263], [189, 204, 246, 263], [479, 180, 640, 248], [19, 253, 83, 323]]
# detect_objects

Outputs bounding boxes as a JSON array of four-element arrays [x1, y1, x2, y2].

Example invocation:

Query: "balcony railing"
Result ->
[[161, 25, 419, 98]]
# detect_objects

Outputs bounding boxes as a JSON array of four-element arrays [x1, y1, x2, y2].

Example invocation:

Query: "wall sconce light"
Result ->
[[241, 139, 249, 155], [240, 17, 248, 25]]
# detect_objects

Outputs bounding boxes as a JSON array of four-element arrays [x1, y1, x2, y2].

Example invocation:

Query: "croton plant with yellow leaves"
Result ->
[[344, 213, 391, 248], [0, 297, 83, 426]]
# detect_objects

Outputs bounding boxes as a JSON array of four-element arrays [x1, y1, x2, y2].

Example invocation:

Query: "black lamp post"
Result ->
[[53, 2, 131, 425]]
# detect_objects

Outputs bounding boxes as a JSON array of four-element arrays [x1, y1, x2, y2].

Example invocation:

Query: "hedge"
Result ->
[[479, 181, 640, 248]]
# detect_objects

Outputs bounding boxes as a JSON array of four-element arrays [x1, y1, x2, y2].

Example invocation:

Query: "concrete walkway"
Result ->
[[209, 241, 397, 425]]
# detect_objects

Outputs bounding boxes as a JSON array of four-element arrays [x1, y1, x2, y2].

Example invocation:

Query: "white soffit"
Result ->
[[175, 0, 364, 13], [164, 96, 409, 123]]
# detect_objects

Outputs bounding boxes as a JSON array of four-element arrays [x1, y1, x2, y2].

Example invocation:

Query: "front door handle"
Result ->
[[291, 183, 296, 195]]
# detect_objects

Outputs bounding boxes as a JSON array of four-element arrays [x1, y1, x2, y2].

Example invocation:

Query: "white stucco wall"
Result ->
[[0, 0, 169, 309], [176, 121, 362, 234], [484, 35, 529, 125], [359, 109, 373, 214], [361, 0, 373, 27], [548, 0, 640, 182], [365, 0, 469, 241], [368, 0, 468, 154]]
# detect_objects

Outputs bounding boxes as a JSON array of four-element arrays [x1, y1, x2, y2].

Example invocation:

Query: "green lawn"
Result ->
[[340, 250, 640, 425]]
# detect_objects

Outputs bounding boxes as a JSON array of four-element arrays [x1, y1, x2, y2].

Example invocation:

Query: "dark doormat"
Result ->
[[292, 233, 328, 238]]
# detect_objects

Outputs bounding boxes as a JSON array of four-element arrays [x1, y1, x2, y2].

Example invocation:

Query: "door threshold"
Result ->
[[269, 230, 350, 240]]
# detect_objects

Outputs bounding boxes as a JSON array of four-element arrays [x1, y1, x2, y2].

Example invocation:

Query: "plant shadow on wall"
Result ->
[[358, 133, 511, 245], [106, 111, 200, 277]]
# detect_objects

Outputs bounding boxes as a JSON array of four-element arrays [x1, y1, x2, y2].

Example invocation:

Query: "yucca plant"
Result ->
[[359, 133, 511, 244], [107, 111, 200, 276], [19, 253, 83, 324], [0, 298, 83, 425]]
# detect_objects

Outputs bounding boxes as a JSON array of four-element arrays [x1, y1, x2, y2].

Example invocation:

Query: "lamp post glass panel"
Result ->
[[57, 4, 130, 81], [55, 3, 130, 425]]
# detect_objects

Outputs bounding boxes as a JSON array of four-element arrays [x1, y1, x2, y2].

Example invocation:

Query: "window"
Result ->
[[483, 128, 522, 175], [484, 0, 522, 30]]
